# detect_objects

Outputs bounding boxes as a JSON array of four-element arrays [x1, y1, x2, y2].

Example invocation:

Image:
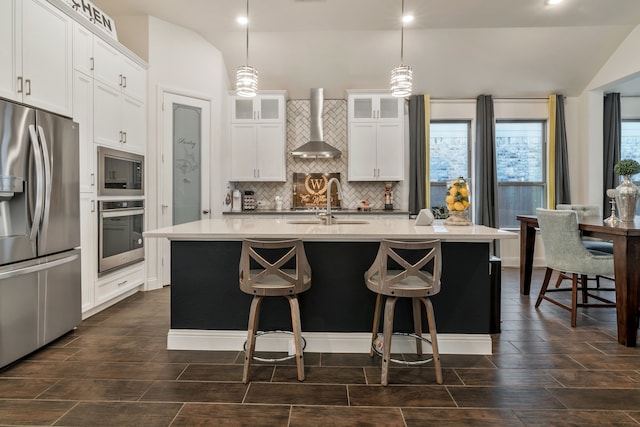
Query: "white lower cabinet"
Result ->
[[95, 263, 145, 306]]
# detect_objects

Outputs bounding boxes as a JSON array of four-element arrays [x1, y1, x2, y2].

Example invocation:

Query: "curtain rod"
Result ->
[[429, 96, 549, 101]]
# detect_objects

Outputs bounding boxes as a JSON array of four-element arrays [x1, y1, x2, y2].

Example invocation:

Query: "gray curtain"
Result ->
[[603, 93, 621, 211], [555, 94, 572, 204], [408, 95, 426, 215], [474, 95, 498, 228]]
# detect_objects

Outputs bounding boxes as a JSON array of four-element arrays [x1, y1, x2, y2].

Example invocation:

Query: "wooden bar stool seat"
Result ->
[[239, 238, 311, 383]]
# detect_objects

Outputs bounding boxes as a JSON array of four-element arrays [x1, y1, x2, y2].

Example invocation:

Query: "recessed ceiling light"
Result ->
[[545, 0, 563, 5], [402, 14, 414, 24], [237, 16, 248, 25]]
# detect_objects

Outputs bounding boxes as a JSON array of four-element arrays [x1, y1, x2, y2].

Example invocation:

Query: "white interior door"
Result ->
[[161, 92, 211, 286]]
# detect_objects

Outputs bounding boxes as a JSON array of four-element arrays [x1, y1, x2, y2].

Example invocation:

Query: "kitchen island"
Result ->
[[145, 218, 517, 354]]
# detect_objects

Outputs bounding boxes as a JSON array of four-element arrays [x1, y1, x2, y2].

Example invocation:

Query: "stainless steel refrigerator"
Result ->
[[0, 97, 81, 369]]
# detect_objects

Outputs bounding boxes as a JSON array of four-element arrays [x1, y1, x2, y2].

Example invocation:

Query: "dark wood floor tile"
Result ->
[[140, 381, 247, 403], [66, 348, 161, 363], [151, 350, 240, 364], [86, 362, 188, 380], [588, 342, 640, 356], [402, 408, 525, 426], [38, 378, 152, 401], [63, 335, 167, 352], [73, 325, 133, 337], [238, 351, 321, 367], [508, 340, 603, 354], [0, 378, 58, 398], [0, 399, 76, 425], [547, 388, 640, 411], [568, 354, 640, 370], [491, 339, 521, 354], [447, 386, 565, 409], [494, 330, 545, 342], [290, 405, 405, 426], [547, 369, 640, 388], [364, 367, 461, 385], [489, 354, 584, 370], [454, 368, 559, 387], [0, 360, 96, 379], [244, 382, 348, 405], [125, 325, 171, 337], [320, 353, 381, 367], [534, 329, 616, 342], [439, 354, 496, 368], [273, 366, 366, 384], [53, 401, 182, 426], [348, 384, 455, 407], [628, 411, 640, 423], [26, 346, 81, 361], [513, 409, 639, 426], [179, 363, 274, 382], [173, 403, 291, 427]]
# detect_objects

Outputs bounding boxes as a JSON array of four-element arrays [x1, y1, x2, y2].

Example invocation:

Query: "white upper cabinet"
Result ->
[[231, 94, 285, 123], [347, 91, 404, 181], [73, 70, 94, 193], [0, 0, 72, 116], [93, 37, 146, 103], [348, 93, 403, 122], [229, 92, 287, 182], [72, 22, 94, 76]]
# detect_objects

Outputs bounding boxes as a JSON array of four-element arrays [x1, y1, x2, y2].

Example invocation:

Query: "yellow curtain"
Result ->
[[424, 94, 431, 207], [547, 95, 557, 209]]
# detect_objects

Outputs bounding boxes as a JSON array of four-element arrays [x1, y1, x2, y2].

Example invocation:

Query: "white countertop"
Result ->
[[144, 218, 517, 242]]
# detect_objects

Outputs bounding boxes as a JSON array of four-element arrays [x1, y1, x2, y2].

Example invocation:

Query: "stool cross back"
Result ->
[[239, 238, 311, 383], [365, 239, 443, 386]]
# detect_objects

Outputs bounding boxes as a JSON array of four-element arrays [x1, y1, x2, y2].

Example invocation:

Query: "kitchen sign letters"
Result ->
[[64, 0, 118, 40]]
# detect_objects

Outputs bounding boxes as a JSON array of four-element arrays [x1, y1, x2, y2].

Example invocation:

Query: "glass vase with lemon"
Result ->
[[444, 177, 471, 225]]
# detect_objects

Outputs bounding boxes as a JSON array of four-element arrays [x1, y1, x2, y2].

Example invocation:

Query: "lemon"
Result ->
[[453, 201, 465, 211]]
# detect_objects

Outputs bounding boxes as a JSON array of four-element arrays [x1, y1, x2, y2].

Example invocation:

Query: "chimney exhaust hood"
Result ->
[[291, 88, 341, 159]]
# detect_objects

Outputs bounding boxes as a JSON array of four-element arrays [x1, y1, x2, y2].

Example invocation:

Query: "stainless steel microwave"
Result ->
[[97, 147, 144, 196]]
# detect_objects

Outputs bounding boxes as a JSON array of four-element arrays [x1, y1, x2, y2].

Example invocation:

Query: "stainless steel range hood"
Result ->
[[291, 88, 341, 159]]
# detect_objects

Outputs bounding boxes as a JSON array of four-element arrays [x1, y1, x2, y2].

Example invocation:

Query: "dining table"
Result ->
[[517, 214, 640, 347]]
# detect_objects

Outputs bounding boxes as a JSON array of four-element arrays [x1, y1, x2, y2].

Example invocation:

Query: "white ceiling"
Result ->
[[92, 0, 640, 99]]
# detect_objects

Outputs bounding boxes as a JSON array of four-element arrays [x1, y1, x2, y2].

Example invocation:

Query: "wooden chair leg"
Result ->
[[535, 268, 554, 307], [571, 274, 578, 328], [412, 297, 423, 356], [422, 297, 442, 384], [381, 296, 398, 386], [580, 274, 588, 304], [288, 295, 305, 382], [243, 295, 263, 384], [370, 294, 382, 357]]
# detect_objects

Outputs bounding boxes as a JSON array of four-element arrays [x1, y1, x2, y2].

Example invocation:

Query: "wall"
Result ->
[[116, 16, 230, 289], [231, 98, 407, 211]]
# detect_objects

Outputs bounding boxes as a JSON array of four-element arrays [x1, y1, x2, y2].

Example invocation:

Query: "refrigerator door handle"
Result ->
[[28, 125, 45, 242], [37, 126, 52, 245], [0, 253, 79, 281]]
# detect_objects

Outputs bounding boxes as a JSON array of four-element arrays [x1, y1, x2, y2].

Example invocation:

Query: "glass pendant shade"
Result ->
[[391, 65, 412, 97], [236, 65, 258, 97]]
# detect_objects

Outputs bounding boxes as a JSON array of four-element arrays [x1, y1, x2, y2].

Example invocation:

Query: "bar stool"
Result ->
[[239, 238, 311, 383], [365, 239, 443, 386]]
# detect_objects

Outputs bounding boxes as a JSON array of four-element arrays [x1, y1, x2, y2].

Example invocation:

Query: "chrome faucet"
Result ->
[[318, 177, 342, 225]]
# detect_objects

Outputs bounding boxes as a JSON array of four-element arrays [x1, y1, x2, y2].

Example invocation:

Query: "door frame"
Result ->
[[156, 87, 213, 288]]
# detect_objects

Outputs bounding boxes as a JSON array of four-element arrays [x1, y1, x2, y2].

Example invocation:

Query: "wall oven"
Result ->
[[98, 147, 144, 196], [98, 200, 144, 275]]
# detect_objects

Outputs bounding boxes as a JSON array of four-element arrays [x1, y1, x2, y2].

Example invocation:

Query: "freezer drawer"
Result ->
[[0, 249, 81, 369]]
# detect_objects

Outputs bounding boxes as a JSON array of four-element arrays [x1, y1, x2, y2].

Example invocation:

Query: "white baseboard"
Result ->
[[167, 329, 492, 355]]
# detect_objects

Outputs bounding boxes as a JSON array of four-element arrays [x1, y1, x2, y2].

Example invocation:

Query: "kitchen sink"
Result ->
[[286, 219, 369, 225]]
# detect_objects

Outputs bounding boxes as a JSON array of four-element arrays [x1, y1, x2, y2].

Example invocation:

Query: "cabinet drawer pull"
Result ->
[[25, 79, 31, 95], [17, 76, 23, 93], [123, 131, 127, 143], [117, 280, 128, 287], [90, 57, 94, 71], [122, 75, 127, 88], [119, 74, 123, 87]]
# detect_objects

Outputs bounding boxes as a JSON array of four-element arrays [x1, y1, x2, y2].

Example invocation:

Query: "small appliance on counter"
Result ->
[[243, 191, 256, 210], [232, 189, 242, 212]]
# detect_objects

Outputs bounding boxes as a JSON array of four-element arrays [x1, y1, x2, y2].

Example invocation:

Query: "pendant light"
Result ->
[[236, 0, 258, 97], [390, 0, 412, 97]]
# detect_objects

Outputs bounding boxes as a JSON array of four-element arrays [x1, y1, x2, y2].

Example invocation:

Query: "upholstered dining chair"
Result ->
[[535, 208, 615, 327], [365, 239, 443, 386], [239, 238, 312, 383]]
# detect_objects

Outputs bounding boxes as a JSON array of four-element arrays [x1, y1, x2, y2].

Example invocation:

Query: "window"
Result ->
[[429, 121, 471, 211], [496, 120, 546, 228], [621, 119, 640, 183]]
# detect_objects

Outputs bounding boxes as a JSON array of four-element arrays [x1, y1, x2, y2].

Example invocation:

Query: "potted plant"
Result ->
[[614, 159, 640, 177], [613, 159, 640, 222]]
